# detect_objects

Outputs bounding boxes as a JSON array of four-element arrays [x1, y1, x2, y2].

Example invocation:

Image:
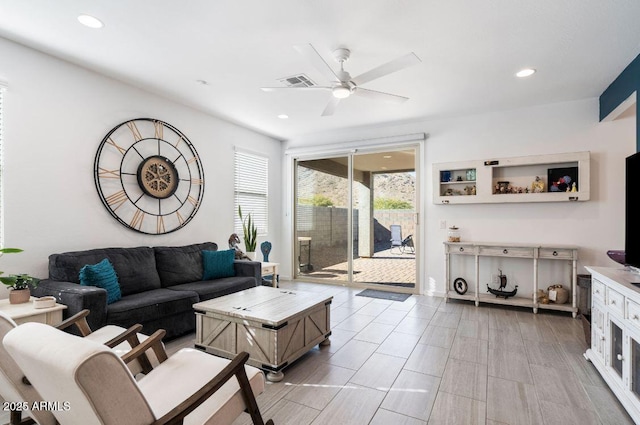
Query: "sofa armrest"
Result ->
[[31, 279, 108, 334], [233, 261, 261, 286]]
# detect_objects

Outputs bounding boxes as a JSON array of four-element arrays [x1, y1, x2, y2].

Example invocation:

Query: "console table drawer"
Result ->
[[627, 299, 640, 330], [606, 287, 625, 316], [447, 244, 476, 255], [478, 246, 534, 258], [592, 279, 605, 305], [538, 248, 576, 260]]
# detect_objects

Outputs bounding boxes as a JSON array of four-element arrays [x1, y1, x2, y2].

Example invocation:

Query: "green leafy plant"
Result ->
[[238, 206, 258, 252], [374, 197, 413, 210], [0, 248, 39, 290], [298, 194, 334, 207], [0, 273, 39, 291]]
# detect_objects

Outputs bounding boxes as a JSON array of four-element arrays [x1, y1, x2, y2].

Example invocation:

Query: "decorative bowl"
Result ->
[[607, 250, 626, 265]]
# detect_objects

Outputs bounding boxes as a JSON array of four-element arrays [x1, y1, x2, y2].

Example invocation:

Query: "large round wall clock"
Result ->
[[94, 118, 204, 235]]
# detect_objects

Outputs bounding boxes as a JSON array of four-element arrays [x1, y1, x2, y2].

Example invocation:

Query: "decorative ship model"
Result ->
[[487, 269, 518, 299]]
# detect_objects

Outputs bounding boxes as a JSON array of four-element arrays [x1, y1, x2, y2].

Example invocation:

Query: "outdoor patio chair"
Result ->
[[390, 225, 414, 254], [0, 310, 154, 425], [4, 322, 273, 425]]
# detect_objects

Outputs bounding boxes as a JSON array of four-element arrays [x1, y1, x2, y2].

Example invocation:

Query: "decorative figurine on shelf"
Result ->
[[261, 241, 272, 262], [531, 176, 545, 193], [571, 182, 577, 192], [228, 233, 251, 260], [550, 175, 571, 192], [537, 289, 550, 304], [487, 269, 519, 299]]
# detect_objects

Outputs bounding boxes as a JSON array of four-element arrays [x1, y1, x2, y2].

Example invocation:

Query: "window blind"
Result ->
[[234, 150, 268, 235]]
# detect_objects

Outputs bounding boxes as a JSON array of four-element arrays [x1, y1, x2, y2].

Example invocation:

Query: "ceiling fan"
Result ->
[[261, 44, 421, 116]]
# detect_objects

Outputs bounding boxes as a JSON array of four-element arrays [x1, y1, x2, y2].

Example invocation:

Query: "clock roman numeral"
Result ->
[[130, 209, 145, 230], [127, 121, 143, 142], [157, 216, 165, 234], [187, 156, 198, 165], [175, 136, 184, 148], [98, 168, 120, 179], [106, 137, 127, 155], [105, 190, 128, 211], [154, 121, 163, 139], [187, 195, 199, 207], [191, 178, 203, 185], [176, 211, 185, 225]]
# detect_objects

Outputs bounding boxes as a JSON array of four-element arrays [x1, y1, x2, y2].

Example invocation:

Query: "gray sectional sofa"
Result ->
[[32, 242, 261, 339]]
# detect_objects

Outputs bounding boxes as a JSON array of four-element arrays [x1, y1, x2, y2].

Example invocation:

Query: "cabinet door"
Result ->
[[610, 315, 625, 379], [591, 304, 606, 363]]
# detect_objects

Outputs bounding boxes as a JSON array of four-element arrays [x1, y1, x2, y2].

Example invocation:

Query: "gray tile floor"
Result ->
[[168, 281, 636, 425]]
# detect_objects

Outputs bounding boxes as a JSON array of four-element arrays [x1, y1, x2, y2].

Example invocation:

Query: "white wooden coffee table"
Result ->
[[194, 286, 332, 382]]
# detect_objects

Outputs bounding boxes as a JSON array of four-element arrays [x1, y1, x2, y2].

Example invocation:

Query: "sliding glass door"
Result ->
[[295, 156, 350, 283], [294, 147, 418, 290]]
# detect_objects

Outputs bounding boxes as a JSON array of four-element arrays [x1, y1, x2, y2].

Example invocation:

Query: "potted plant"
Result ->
[[238, 206, 258, 260], [1, 248, 39, 304], [1, 273, 39, 304]]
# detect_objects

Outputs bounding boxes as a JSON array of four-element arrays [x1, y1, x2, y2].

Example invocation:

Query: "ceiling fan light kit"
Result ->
[[261, 43, 421, 116]]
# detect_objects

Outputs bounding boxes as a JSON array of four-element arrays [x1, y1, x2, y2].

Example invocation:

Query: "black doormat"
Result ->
[[356, 289, 411, 302]]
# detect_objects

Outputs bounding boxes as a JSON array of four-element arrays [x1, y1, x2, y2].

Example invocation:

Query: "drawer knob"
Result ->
[[459, 247, 464, 252], [634, 315, 639, 320], [595, 289, 600, 294], [601, 336, 606, 341], [611, 300, 616, 305], [617, 354, 624, 361], [503, 249, 508, 254], [552, 250, 558, 256]]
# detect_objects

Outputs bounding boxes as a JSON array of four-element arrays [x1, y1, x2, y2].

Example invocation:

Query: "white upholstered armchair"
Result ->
[[3, 322, 273, 425]]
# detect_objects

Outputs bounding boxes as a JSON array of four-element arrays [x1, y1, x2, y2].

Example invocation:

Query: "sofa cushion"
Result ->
[[106, 289, 199, 328], [202, 249, 235, 280], [154, 242, 218, 287], [79, 259, 121, 304], [49, 247, 161, 297], [167, 276, 256, 302]]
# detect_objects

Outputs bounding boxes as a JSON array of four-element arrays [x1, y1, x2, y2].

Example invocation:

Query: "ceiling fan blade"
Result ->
[[321, 97, 341, 116], [261, 86, 332, 92], [352, 52, 421, 86], [293, 44, 341, 83], [353, 87, 409, 104]]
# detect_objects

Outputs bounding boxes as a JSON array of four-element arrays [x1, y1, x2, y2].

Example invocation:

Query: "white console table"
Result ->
[[584, 266, 640, 423], [444, 241, 578, 316]]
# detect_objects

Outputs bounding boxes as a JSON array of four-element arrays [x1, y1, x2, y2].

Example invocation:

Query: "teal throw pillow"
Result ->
[[79, 258, 122, 304], [202, 249, 236, 280]]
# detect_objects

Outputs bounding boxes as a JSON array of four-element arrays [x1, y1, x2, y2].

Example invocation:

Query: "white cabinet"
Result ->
[[444, 241, 578, 316], [584, 266, 640, 423], [433, 151, 590, 204]]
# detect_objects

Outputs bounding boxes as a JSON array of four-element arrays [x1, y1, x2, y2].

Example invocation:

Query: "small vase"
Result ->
[[9, 288, 31, 304]]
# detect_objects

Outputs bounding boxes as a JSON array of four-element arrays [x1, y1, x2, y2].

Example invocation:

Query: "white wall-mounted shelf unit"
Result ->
[[433, 151, 590, 204], [444, 241, 578, 316]]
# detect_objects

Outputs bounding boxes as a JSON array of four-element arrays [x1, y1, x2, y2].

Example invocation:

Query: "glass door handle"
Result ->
[[617, 354, 624, 361]]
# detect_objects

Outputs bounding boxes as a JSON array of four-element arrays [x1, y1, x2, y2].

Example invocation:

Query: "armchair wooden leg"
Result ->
[[235, 365, 273, 425], [9, 411, 35, 425]]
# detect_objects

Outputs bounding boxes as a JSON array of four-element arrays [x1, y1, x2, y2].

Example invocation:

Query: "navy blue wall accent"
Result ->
[[599, 53, 640, 151]]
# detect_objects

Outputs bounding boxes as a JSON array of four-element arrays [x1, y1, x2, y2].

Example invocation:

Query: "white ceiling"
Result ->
[[1, 1, 639, 141]]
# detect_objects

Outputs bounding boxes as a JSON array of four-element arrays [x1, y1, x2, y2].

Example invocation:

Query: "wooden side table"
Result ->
[[0, 297, 66, 325], [261, 262, 280, 287]]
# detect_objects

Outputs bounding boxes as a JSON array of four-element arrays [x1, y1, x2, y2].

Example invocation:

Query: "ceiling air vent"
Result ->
[[279, 74, 316, 88]]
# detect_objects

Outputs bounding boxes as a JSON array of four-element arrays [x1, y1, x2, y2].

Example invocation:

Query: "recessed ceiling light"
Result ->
[[516, 68, 536, 78], [278, 114, 289, 119], [383, 155, 392, 159], [196, 79, 209, 85], [77, 14, 104, 29]]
